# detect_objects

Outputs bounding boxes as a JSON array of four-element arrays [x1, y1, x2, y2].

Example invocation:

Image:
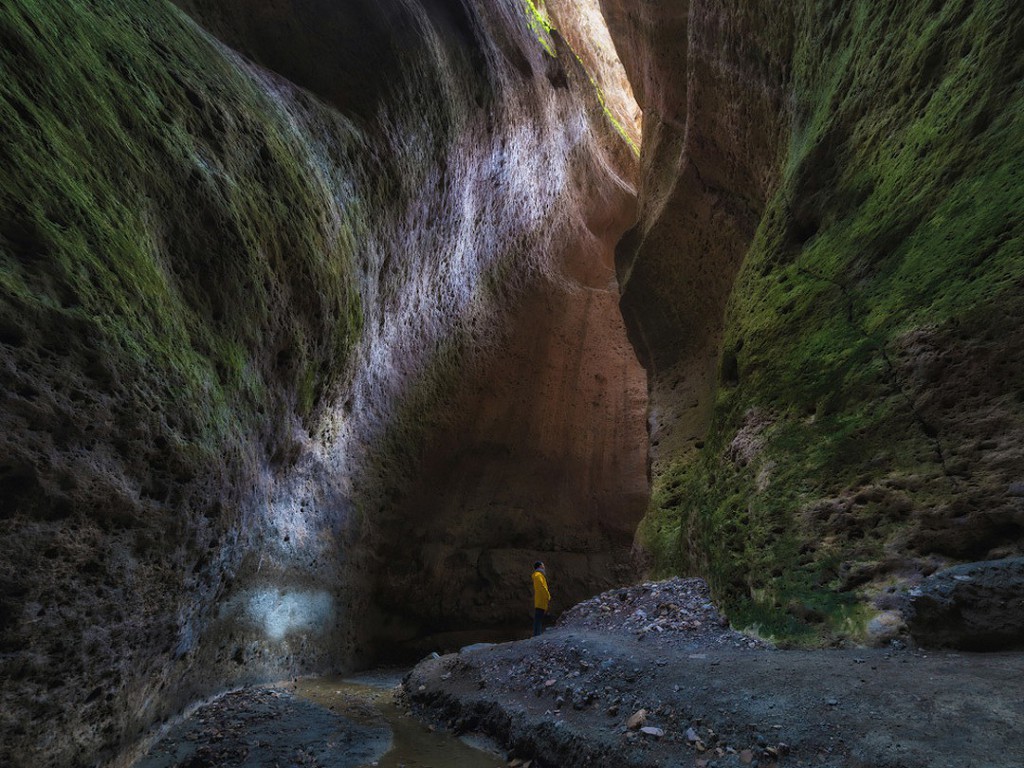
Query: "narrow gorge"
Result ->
[[0, 1, 1021, 767]]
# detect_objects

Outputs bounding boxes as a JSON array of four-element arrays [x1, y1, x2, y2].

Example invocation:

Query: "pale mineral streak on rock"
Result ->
[[0, 1, 645, 765]]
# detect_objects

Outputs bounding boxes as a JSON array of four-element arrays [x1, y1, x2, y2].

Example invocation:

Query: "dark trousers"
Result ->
[[533, 607, 546, 637]]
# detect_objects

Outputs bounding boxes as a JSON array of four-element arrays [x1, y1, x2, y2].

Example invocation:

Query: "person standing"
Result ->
[[532, 561, 551, 637]]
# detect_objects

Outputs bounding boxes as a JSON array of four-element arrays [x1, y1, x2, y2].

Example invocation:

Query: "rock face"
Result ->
[[0, 1, 645, 765], [603, 0, 1024, 642], [907, 557, 1024, 650], [373, 203, 650, 651]]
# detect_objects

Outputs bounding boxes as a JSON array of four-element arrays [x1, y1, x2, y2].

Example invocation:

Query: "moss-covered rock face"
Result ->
[[1, 4, 368, 763], [609, 0, 1024, 645], [0, 0, 644, 765]]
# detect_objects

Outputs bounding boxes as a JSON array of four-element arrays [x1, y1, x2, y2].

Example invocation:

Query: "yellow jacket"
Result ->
[[532, 569, 551, 610]]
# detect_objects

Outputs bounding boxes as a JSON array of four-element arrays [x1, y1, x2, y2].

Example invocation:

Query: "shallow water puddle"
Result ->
[[295, 671, 505, 768]]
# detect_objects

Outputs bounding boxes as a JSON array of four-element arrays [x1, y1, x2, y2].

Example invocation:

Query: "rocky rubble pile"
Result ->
[[558, 577, 771, 648]]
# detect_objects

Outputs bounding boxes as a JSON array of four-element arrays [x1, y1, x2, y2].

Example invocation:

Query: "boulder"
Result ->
[[906, 558, 1024, 650]]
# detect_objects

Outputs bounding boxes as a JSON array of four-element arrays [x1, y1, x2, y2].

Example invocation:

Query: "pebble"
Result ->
[[627, 709, 647, 729]]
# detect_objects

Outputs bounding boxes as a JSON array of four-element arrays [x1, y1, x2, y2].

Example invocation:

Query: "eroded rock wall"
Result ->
[[0, 1, 644, 765], [606, 0, 1024, 643], [373, 169, 648, 651]]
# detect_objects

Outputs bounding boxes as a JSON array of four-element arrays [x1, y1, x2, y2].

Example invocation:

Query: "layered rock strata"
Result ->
[[0, 1, 644, 765], [605, 0, 1024, 642]]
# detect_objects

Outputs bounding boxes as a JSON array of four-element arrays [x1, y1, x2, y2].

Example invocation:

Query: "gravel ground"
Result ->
[[133, 687, 390, 768], [404, 578, 1024, 768]]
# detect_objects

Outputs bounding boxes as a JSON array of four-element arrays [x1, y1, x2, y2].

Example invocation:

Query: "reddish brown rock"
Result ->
[[0, 1, 645, 765], [600, 0, 792, 472]]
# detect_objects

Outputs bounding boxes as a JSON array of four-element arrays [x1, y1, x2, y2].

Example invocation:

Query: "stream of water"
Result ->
[[295, 670, 506, 768]]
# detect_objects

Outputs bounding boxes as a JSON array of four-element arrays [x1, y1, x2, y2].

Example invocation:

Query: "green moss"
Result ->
[[0, 0, 364, 464], [523, 0, 556, 57], [519, 1, 639, 156], [643, 0, 1024, 643], [570, 50, 640, 157]]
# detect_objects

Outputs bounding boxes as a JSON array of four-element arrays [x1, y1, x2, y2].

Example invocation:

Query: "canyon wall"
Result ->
[[0, 1, 644, 765], [606, 0, 1024, 643]]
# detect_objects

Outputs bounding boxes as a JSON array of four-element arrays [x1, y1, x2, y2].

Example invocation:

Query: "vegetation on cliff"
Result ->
[[638, 0, 1024, 644], [0, 0, 365, 469], [0, 1, 645, 765], [0, 2, 370, 763]]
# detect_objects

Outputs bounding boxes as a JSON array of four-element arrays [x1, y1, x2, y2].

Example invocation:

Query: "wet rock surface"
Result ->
[[406, 578, 1024, 767], [134, 673, 506, 768]]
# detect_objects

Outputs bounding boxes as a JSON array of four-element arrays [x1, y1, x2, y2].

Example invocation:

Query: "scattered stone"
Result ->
[[136, 686, 394, 768], [557, 578, 771, 648], [627, 709, 648, 729], [407, 575, 1024, 768]]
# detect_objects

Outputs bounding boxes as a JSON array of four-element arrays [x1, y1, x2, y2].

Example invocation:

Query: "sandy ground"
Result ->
[[404, 579, 1024, 768]]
